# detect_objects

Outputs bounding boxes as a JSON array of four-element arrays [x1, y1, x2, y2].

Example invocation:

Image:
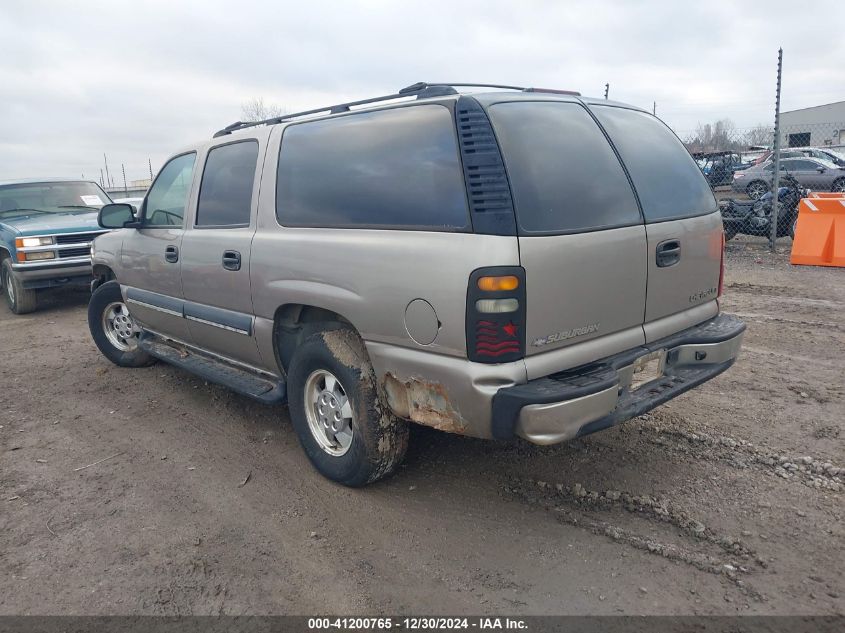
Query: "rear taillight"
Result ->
[[466, 267, 526, 363], [718, 231, 725, 297]]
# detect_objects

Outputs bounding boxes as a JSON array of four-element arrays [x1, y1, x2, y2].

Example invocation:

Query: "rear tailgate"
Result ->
[[486, 100, 649, 365], [589, 105, 722, 342]]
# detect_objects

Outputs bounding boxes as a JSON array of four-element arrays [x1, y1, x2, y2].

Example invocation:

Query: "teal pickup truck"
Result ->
[[0, 178, 113, 314]]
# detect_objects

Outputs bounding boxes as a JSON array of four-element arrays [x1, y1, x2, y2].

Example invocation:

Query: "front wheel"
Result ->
[[88, 280, 156, 367], [287, 327, 409, 487], [832, 178, 845, 194], [1, 258, 37, 314]]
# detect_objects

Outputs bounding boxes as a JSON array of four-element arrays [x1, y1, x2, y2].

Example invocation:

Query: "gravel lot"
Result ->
[[1, 237, 842, 616]]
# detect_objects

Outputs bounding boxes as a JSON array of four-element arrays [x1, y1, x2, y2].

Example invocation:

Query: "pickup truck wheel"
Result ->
[[2, 258, 37, 314], [88, 280, 155, 368], [287, 327, 409, 487]]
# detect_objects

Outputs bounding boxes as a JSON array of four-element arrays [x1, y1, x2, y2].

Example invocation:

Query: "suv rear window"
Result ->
[[592, 106, 716, 222], [276, 105, 469, 230], [487, 101, 641, 235]]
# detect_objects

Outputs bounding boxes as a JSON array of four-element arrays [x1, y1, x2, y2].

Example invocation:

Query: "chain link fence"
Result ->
[[673, 120, 845, 242]]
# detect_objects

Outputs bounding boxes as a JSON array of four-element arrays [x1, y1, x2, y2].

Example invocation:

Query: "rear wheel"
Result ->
[[724, 227, 738, 241], [88, 280, 155, 367], [1, 258, 37, 314], [746, 181, 768, 200], [287, 327, 408, 487], [832, 178, 845, 194]]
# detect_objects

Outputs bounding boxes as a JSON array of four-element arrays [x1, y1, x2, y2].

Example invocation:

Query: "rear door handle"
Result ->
[[164, 245, 179, 263], [656, 239, 681, 267], [222, 250, 242, 271]]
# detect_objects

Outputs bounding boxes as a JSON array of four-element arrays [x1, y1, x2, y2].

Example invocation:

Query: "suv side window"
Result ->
[[487, 101, 641, 234], [144, 153, 196, 227], [196, 140, 259, 227], [592, 106, 716, 222], [276, 105, 469, 230]]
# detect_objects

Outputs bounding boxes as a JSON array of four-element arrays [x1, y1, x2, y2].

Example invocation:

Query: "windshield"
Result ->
[[0, 181, 112, 217]]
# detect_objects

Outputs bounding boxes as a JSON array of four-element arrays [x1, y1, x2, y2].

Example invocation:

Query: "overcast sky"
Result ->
[[2, 0, 844, 184]]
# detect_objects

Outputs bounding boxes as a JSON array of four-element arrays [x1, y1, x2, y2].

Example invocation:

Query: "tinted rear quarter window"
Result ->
[[196, 140, 259, 226], [488, 101, 641, 234], [276, 105, 469, 230], [592, 106, 716, 222]]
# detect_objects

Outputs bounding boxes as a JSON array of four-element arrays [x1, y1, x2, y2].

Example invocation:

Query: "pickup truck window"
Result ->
[[196, 140, 258, 227], [275, 105, 469, 230], [143, 153, 196, 228]]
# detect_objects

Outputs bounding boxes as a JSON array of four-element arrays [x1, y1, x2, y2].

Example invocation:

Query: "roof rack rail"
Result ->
[[212, 81, 580, 138]]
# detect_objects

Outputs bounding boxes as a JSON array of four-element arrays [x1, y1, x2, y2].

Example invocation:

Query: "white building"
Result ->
[[779, 101, 845, 149]]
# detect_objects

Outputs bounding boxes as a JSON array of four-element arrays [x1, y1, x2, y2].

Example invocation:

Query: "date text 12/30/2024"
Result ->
[[307, 617, 529, 630]]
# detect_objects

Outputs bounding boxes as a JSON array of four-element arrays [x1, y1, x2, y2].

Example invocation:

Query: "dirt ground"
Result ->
[[1, 237, 843, 616]]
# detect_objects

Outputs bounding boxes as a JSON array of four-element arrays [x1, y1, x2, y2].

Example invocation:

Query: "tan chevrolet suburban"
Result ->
[[88, 82, 745, 486]]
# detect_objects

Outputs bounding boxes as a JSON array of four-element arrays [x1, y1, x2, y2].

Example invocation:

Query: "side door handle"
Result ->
[[656, 239, 681, 267], [222, 250, 242, 271], [164, 245, 179, 263]]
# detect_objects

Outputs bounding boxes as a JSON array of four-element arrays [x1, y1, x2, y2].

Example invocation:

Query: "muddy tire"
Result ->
[[88, 280, 155, 368], [1, 258, 37, 314], [287, 327, 409, 487]]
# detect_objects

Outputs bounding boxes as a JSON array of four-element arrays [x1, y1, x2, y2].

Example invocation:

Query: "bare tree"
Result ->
[[691, 118, 741, 152], [743, 124, 774, 148], [240, 97, 285, 122]]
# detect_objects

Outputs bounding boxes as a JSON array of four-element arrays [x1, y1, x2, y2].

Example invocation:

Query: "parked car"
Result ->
[[752, 147, 845, 167], [752, 149, 802, 165], [0, 178, 112, 314], [792, 147, 845, 167], [732, 156, 845, 198], [88, 82, 745, 486], [693, 151, 751, 187]]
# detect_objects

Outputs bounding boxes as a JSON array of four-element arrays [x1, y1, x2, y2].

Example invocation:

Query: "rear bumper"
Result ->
[[492, 313, 745, 443], [10, 258, 92, 289]]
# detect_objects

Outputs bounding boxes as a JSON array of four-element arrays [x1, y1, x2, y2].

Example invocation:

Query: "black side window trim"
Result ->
[[274, 102, 472, 232], [140, 151, 197, 229], [194, 138, 260, 229]]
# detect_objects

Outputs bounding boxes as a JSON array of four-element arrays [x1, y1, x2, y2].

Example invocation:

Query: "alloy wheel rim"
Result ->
[[303, 369, 354, 457], [748, 183, 766, 199], [102, 301, 140, 351]]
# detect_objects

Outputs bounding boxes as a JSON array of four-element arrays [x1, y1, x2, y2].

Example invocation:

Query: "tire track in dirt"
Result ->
[[504, 479, 766, 601], [625, 412, 844, 493]]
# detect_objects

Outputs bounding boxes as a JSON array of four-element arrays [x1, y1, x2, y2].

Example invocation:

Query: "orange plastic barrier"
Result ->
[[790, 197, 845, 267], [808, 192, 845, 199]]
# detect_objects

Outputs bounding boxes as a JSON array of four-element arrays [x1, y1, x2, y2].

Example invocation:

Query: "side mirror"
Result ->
[[98, 203, 138, 229]]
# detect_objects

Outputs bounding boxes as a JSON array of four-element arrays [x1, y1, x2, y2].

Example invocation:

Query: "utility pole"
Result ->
[[653, 101, 656, 116], [604, 83, 609, 100], [769, 48, 783, 251], [148, 158, 153, 181], [103, 154, 111, 192], [100, 168, 104, 187], [122, 164, 128, 194]]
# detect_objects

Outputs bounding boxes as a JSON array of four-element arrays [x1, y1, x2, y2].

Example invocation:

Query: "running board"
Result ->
[[139, 334, 286, 404]]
